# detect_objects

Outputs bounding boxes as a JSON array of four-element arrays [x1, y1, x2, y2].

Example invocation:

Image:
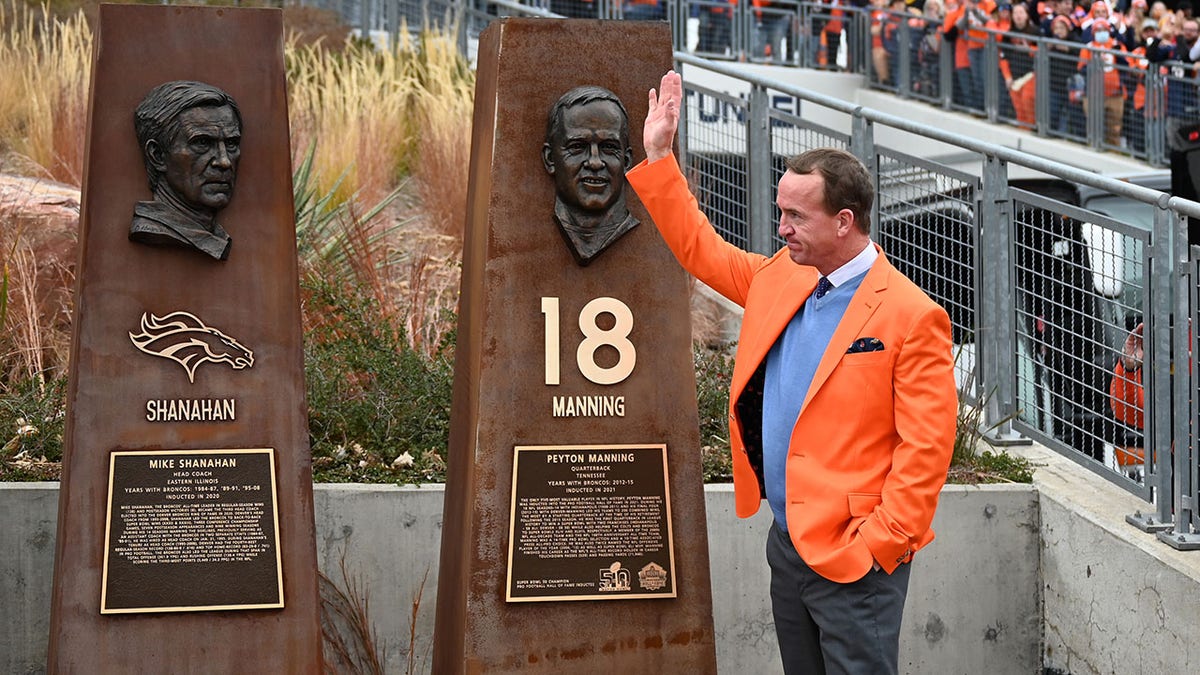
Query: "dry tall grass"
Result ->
[[0, 1, 90, 184], [395, 28, 472, 355], [280, 24, 466, 492], [288, 25, 472, 357], [285, 23, 474, 207], [285, 21, 473, 218], [0, 175, 78, 385], [408, 28, 473, 240], [287, 35, 419, 209]]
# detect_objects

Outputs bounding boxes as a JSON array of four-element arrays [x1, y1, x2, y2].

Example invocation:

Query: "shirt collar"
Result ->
[[824, 240, 877, 289]]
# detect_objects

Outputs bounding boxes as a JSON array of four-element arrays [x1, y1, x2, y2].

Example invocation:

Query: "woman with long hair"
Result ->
[[1002, 2, 1042, 126]]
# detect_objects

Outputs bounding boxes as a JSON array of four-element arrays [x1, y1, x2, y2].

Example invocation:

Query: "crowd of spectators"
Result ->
[[846, 0, 1200, 150], [952, 0, 1197, 150], [664, 0, 1200, 153], [542, 0, 1200, 153]]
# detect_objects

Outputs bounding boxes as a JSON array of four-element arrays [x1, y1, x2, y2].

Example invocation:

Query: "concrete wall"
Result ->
[[1, 483, 57, 675], [2, 481, 1040, 674], [312, 484, 444, 672], [703, 483, 1042, 675], [1017, 444, 1200, 675]]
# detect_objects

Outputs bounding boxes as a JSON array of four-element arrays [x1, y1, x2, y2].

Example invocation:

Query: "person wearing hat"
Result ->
[[1040, 0, 1081, 38], [1081, 1, 1129, 44], [1078, 17, 1133, 147], [988, 2, 1013, 32], [1124, 0, 1151, 48]]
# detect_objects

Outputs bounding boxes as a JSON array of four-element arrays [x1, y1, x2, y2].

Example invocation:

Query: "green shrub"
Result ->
[[303, 272, 452, 484], [0, 374, 66, 480], [949, 410, 1035, 483], [950, 357, 1034, 484], [695, 341, 734, 483]]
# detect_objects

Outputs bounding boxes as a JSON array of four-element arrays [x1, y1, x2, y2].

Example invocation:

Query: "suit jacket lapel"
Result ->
[[800, 256, 891, 414], [736, 266, 816, 387]]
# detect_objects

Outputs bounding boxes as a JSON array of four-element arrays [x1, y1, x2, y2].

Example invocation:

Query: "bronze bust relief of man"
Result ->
[[542, 86, 639, 267], [130, 81, 242, 261]]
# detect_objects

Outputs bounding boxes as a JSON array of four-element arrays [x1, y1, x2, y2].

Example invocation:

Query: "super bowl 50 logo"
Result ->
[[598, 561, 631, 592], [129, 311, 254, 383]]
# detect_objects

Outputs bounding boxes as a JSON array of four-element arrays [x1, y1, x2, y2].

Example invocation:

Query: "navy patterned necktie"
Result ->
[[813, 276, 833, 300]]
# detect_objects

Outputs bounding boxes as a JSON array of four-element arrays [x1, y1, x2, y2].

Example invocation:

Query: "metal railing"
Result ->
[[300, 0, 1200, 546], [679, 52, 1200, 548]]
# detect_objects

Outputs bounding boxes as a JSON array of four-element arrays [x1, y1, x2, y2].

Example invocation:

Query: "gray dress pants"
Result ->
[[766, 522, 911, 675]]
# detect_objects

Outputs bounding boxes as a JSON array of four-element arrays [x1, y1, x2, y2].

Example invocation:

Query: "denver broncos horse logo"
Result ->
[[129, 311, 254, 383]]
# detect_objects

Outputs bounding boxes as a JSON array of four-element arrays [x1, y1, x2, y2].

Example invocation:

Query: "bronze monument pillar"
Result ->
[[48, 6, 320, 672], [433, 19, 718, 673]]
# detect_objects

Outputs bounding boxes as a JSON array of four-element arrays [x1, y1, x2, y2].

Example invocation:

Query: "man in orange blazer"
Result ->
[[628, 71, 957, 674]]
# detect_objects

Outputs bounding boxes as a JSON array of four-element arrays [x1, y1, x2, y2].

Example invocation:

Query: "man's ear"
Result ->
[[541, 142, 554, 175], [145, 139, 166, 174], [624, 146, 634, 171], [836, 209, 855, 236]]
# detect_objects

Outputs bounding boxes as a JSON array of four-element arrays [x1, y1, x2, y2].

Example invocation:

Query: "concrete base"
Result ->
[[5, 480, 1043, 674], [703, 483, 1042, 675], [2, 483, 57, 675], [15, 452, 1199, 673]]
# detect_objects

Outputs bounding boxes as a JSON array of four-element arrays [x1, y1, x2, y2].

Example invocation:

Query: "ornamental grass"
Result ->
[[0, 1, 90, 184]]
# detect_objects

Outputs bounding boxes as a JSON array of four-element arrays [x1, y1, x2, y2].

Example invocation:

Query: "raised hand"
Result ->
[[1120, 322, 1144, 371], [644, 70, 682, 163]]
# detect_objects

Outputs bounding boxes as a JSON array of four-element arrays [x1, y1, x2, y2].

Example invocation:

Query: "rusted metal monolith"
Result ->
[[48, 5, 320, 672], [433, 18, 717, 673]]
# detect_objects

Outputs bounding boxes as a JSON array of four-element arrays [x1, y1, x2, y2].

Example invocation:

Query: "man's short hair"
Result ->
[[134, 80, 242, 191], [784, 148, 874, 234], [545, 85, 630, 146]]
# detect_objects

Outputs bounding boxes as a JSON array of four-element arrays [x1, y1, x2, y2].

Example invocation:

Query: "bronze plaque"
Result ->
[[506, 444, 675, 602], [433, 18, 716, 673], [101, 449, 282, 613]]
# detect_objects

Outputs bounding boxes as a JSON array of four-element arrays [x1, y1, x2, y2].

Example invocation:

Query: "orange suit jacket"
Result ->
[[628, 155, 958, 583]]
